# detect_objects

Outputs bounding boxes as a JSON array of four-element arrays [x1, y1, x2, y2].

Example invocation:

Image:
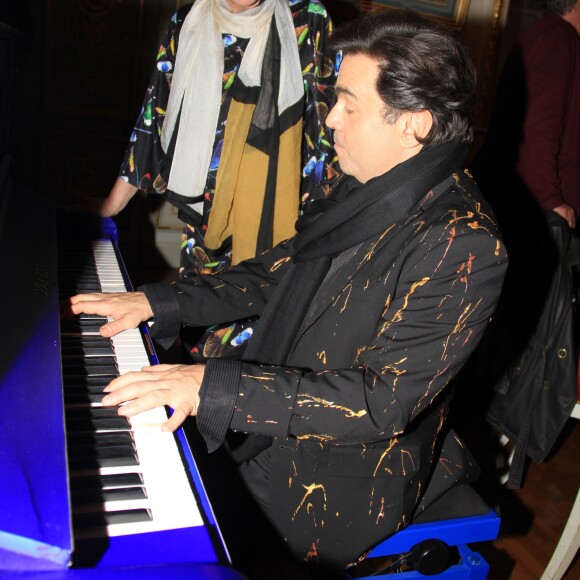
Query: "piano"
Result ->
[[0, 157, 245, 578]]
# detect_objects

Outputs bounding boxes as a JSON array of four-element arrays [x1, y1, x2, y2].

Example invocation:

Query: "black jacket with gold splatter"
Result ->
[[142, 169, 508, 568]]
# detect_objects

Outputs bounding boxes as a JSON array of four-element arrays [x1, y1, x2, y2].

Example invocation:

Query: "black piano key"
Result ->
[[68, 441, 137, 458], [63, 361, 119, 376], [64, 392, 105, 405], [59, 282, 100, 292], [62, 329, 110, 336], [71, 486, 147, 504], [61, 336, 113, 346], [63, 351, 113, 361], [64, 355, 117, 365], [60, 314, 107, 325], [62, 336, 108, 345], [63, 315, 108, 324], [73, 509, 153, 528], [64, 386, 112, 396], [58, 254, 95, 262], [62, 351, 115, 362], [63, 387, 114, 401], [60, 329, 108, 339], [60, 326, 108, 338], [63, 376, 115, 389], [58, 247, 93, 253], [68, 444, 139, 469], [63, 374, 119, 383], [58, 260, 97, 271], [71, 472, 145, 490], [64, 385, 111, 395], [94, 443, 138, 460], [73, 406, 119, 416], [58, 276, 95, 283], [62, 347, 114, 360], [62, 341, 114, 352], [58, 263, 96, 272], [75, 313, 107, 320], [60, 282, 102, 293], [63, 368, 119, 380], [68, 431, 135, 448], [58, 268, 100, 288], [66, 415, 131, 432], [58, 269, 99, 278]]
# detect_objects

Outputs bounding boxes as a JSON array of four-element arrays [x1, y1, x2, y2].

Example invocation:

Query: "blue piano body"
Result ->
[[0, 159, 244, 579]]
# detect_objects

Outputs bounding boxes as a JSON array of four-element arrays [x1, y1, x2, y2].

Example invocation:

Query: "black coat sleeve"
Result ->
[[141, 239, 294, 347]]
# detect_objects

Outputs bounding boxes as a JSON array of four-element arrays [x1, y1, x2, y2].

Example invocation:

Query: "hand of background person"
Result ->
[[552, 203, 576, 229], [102, 364, 205, 432], [98, 177, 139, 217], [69, 291, 153, 337]]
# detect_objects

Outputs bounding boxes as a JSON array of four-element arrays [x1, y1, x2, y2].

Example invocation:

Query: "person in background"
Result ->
[[469, 0, 580, 488], [69, 9, 508, 577], [92, 0, 340, 360], [472, 0, 580, 227]]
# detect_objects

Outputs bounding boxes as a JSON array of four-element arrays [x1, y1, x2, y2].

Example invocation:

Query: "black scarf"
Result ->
[[243, 141, 467, 366]]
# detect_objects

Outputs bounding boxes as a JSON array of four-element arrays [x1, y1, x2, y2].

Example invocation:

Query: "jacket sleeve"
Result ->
[[225, 223, 508, 445], [141, 239, 294, 347]]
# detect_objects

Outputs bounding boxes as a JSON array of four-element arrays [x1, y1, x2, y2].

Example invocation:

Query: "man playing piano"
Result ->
[[70, 9, 508, 578]]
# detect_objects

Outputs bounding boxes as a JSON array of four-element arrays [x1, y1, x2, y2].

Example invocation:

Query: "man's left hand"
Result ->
[[102, 364, 205, 432]]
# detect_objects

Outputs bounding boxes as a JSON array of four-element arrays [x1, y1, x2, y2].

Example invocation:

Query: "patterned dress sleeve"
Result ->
[[118, 6, 191, 193], [297, 0, 340, 209]]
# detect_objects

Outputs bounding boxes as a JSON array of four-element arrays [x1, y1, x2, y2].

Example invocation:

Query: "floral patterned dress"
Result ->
[[118, 0, 339, 358], [120, 0, 337, 278]]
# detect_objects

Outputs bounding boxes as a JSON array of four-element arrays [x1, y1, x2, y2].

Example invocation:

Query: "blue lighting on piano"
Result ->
[[0, 304, 72, 571], [0, 166, 243, 577]]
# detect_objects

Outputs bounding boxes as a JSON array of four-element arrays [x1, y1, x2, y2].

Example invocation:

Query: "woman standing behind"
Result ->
[[98, 0, 339, 359]]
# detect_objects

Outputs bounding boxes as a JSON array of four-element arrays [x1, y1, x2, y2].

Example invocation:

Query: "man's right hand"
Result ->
[[68, 291, 153, 337]]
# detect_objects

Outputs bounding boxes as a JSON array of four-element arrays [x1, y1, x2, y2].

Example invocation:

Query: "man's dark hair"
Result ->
[[541, 0, 578, 14], [330, 9, 476, 146]]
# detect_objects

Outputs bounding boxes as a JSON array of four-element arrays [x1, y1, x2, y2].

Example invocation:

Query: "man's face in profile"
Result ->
[[325, 53, 407, 184]]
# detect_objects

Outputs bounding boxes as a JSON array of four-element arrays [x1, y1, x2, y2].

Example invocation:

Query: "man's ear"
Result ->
[[400, 110, 433, 148]]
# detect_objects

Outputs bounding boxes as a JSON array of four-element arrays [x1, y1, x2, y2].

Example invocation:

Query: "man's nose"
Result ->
[[326, 105, 338, 129]]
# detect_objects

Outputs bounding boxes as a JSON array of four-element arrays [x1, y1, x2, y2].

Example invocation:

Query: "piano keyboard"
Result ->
[[59, 238, 203, 540]]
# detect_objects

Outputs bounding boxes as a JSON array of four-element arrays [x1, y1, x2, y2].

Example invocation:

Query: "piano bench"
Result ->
[[348, 485, 500, 578]]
